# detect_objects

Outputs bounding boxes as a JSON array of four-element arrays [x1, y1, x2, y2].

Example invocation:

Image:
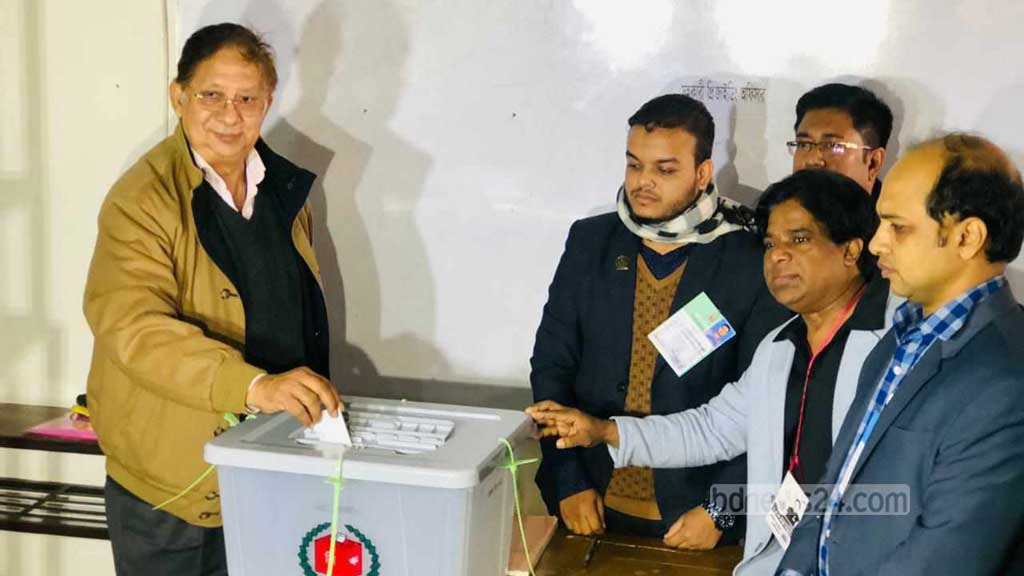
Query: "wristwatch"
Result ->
[[702, 498, 736, 531]]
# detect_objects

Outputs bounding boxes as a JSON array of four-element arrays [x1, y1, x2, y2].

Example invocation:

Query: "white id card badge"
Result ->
[[647, 292, 736, 377], [767, 472, 809, 550]]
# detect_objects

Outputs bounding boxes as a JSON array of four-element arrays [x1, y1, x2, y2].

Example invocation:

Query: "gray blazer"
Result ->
[[608, 293, 901, 576], [777, 284, 1024, 576]]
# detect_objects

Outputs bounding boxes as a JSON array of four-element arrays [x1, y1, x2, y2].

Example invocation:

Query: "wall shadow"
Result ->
[[196, 0, 452, 389], [977, 81, 1024, 299]]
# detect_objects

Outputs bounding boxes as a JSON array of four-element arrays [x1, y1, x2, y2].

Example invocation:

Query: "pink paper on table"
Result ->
[[27, 415, 98, 441]]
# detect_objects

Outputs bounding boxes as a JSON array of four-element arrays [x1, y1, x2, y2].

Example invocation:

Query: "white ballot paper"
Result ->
[[647, 292, 736, 377], [304, 409, 352, 446]]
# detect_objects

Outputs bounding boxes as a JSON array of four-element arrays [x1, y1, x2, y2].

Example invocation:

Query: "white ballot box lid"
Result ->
[[205, 396, 532, 490]]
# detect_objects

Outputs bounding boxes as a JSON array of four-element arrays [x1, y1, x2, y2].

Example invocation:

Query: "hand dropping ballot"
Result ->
[[302, 409, 352, 446], [648, 292, 736, 377]]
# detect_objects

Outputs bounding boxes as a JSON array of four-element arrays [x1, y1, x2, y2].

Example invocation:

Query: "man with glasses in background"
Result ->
[[84, 23, 340, 574], [787, 83, 893, 197]]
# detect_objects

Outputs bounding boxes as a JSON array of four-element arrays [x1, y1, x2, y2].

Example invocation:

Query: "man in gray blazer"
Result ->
[[775, 134, 1024, 575], [529, 168, 900, 574]]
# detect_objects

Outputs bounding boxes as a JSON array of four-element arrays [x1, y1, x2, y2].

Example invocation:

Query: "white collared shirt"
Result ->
[[190, 147, 266, 220]]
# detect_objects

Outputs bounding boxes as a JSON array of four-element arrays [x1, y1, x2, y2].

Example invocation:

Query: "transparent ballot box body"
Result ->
[[204, 396, 532, 576]]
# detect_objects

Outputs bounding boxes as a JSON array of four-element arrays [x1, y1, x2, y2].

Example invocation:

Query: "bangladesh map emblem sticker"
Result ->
[[298, 522, 381, 576]]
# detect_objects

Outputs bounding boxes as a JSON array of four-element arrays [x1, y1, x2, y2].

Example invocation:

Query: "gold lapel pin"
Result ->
[[614, 255, 630, 271]]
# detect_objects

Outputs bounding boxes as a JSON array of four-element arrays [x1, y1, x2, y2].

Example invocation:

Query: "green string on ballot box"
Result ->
[[152, 413, 245, 512], [499, 438, 540, 576]]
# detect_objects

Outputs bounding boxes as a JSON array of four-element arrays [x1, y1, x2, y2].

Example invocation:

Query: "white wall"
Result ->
[[1, 0, 167, 574], [0, 0, 168, 404], [175, 0, 1024, 393], [3, 0, 1021, 411]]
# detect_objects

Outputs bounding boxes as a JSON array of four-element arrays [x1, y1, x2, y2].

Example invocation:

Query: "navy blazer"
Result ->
[[530, 212, 791, 527], [778, 284, 1024, 576]]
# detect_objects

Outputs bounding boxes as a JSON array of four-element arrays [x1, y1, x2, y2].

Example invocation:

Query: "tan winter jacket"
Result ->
[[84, 124, 326, 527]]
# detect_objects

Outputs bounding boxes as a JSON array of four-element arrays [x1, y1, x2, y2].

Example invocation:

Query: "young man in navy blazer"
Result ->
[[529, 169, 900, 575], [530, 94, 790, 548], [777, 134, 1024, 575]]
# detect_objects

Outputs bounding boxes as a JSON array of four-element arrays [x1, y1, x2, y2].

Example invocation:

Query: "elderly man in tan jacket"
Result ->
[[84, 23, 340, 575]]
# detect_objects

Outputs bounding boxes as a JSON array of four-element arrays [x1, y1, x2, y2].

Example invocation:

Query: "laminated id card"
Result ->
[[767, 472, 809, 549], [647, 292, 735, 377]]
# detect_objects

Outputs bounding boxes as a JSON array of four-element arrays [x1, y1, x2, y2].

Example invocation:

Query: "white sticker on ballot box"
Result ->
[[647, 292, 736, 377]]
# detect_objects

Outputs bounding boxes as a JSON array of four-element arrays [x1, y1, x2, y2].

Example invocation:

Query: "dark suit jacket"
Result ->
[[530, 212, 791, 529], [778, 284, 1024, 576]]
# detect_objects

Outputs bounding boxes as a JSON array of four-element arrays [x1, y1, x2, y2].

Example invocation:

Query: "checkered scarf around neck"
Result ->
[[617, 182, 747, 245]]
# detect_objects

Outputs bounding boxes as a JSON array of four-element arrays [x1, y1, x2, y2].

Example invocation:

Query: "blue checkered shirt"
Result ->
[[818, 275, 1008, 576]]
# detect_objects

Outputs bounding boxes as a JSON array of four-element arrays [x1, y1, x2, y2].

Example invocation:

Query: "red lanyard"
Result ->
[[787, 283, 868, 477]]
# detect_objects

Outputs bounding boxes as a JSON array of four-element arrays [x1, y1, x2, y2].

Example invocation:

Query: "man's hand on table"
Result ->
[[559, 488, 606, 536], [663, 505, 722, 550]]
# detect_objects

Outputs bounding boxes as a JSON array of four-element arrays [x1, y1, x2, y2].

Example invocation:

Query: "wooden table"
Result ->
[[536, 528, 742, 575], [0, 403, 107, 538]]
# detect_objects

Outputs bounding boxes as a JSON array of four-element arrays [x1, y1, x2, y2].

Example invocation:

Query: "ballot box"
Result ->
[[205, 396, 532, 576]]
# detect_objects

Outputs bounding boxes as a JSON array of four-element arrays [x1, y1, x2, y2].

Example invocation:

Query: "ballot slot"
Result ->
[[290, 409, 456, 455]]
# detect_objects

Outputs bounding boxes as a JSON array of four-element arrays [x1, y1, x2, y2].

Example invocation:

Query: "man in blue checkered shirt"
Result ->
[[777, 134, 1024, 576]]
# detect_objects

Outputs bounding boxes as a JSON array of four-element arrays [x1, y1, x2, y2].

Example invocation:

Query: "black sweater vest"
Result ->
[[210, 193, 307, 374]]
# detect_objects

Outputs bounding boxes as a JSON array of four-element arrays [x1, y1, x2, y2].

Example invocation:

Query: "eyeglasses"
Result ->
[[786, 140, 875, 158], [190, 90, 267, 116]]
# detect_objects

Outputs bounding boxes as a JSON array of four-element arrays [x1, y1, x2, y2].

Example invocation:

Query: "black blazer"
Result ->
[[530, 212, 791, 526], [778, 284, 1024, 576]]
